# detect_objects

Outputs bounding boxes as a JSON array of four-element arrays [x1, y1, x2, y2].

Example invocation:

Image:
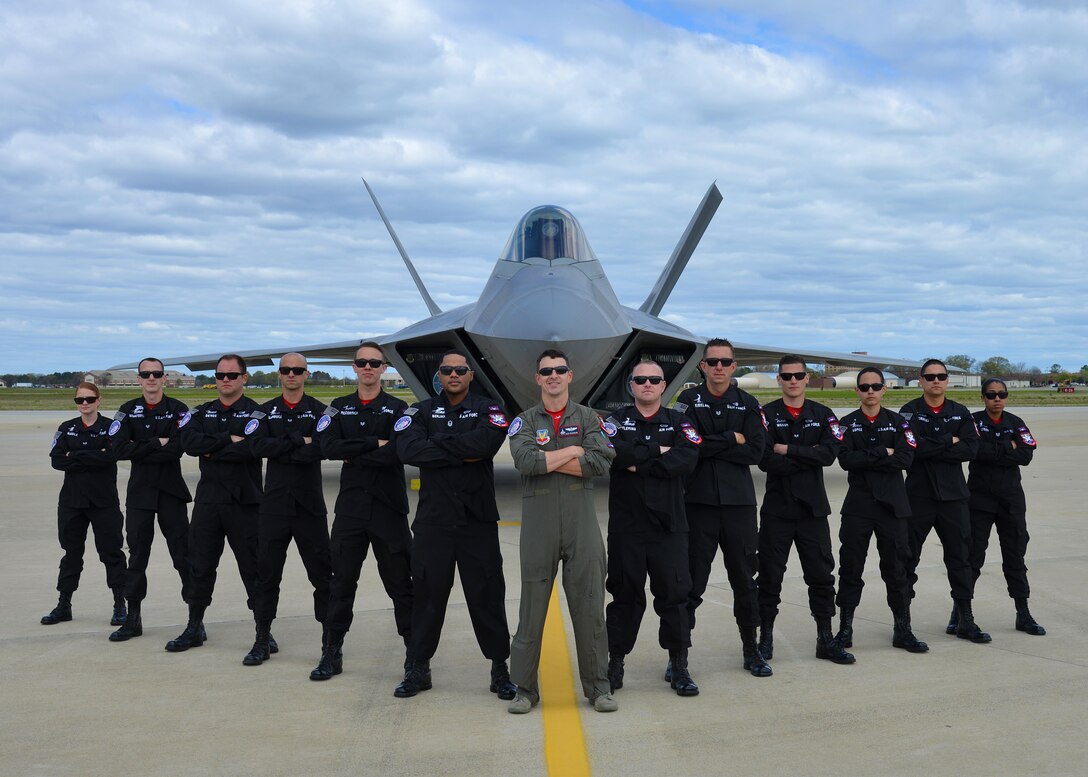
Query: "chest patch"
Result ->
[[536, 429, 551, 445], [559, 424, 580, 437]]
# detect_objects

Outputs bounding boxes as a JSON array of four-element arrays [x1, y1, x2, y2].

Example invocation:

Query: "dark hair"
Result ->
[[217, 353, 247, 373], [440, 349, 471, 365], [357, 341, 384, 357], [778, 354, 806, 371], [138, 357, 164, 371], [857, 366, 884, 385], [537, 348, 569, 368], [75, 382, 100, 398], [703, 338, 734, 356], [981, 377, 1007, 393], [920, 358, 946, 375]]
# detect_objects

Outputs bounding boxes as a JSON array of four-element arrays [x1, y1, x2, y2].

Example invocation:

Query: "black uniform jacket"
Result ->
[[179, 396, 264, 505], [51, 415, 120, 508], [898, 397, 978, 502], [604, 405, 700, 533], [317, 390, 409, 516], [675, 382, 766, 506], [109, 395, 191, 509], [759, 399, 841, 519], [251, 394, 327, 517], [396, 392, 508, 527], [968, 410, 1036, 512], [837, 407, 916, 518]]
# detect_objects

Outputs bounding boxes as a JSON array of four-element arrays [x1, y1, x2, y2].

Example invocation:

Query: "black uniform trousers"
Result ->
[[325, 501, 414, 642], [606, 530, 692, 654], [124, 493, 190, 603], [187, 502, 260, 609], [969, 503, 1030, 599], [757, 512, 836, 621], [55, 505, 126, 594], [905, 497, 974, 601], [407, 521, 510, 662], [836, 508, 910, 612], [255, 507, 332, 623], [685, 503, 759, 631]]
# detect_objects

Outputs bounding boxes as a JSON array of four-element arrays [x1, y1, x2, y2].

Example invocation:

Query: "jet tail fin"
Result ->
[[639, 182, 722, 316], [362, 178, 443, 316]]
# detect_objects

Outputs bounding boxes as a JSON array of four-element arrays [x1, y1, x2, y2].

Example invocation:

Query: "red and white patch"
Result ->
[[488, 412, 509, 428], [760, 409, 769, 430], [682, 423, 702, 445], [902, 424, 917, 448], [828, 418, 844, 441], [1019, 428, 1036, 447]]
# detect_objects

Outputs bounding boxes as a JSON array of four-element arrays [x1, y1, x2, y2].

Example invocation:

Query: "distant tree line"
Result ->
[[943, 355, 1088, 383], [1, 371, 85, 388]]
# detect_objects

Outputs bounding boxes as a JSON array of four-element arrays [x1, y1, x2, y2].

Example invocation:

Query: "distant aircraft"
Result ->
[[114, 181, 929, 414]]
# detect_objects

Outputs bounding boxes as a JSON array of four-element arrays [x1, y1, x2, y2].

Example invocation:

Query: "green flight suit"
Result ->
[[508, 402, 615, 701]]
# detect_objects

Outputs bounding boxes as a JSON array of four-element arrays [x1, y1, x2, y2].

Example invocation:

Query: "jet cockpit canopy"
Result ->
[[499, 206, 598, 265]]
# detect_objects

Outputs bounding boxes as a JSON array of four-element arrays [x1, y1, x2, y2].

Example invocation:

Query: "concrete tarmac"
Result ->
[[2, 408, 1086, 777]]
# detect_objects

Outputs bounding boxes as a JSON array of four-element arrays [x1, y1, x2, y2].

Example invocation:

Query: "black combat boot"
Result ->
[[310, 628, 345, 681], [110, 587, 127, 626], [891, 607, 929, 652], [109, 600, 143, 642], [758, 617, 775, 661], [165, 605, 207, 652], [945, 604, 959, 634], [835, 608, 855, 648], [242, 619, 272, 666], [668, 649, 699, 697], [40, 592, 73, 625], [815, 617, 856, 664], [739, 625, 772, 677], [489, 659, 517, 700], [393, 659, 432, 698], [954, 599, 992, 643], [268, 633, 279, 653], [663, 660, 673, 683], [1014, 598, 1046, 635], [607, 653, 625, 692]]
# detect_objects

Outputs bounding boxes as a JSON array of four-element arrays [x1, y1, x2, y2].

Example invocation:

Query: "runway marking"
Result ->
[[540, 582, 593, 777]]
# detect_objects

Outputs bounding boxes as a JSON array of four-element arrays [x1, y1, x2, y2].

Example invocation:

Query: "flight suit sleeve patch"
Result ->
[[50, 431, 60, 451], [394, 415, 413, 432], [507, 417, 523, 437], [601, 418, 618, 437], [315, 414, 332, 433], [488, 411, 509, 428], [178, 411, 192, 428], [1019, 428, 1036, 447], [244, 419, 260, 435], [108, 419, 122, 436], [760, 408, 769, 430], [681, 423, 702, 444], [673, 401, 689, 414], [828, 417, 845, 441], [901, 422, 917, 448]]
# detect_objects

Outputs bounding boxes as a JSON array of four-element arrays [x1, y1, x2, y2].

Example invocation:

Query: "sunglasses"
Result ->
[[631, 375, 665, 385], [279, 366, 307, 375], [538, 366, 571, 376], [354, 359, 384, 369], [857, 383, 885, 392], [214, 372, 243, 381], [922, 373, 949, 382], [138, 370, 164, 379], [439, 365, 470, 376], [983, 391, 1009, 400], [779, 372, 807, 381], [73, 396, 99, 405], [703, 358, 735, 368]]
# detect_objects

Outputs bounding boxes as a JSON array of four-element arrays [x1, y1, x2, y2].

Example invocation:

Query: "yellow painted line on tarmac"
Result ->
[[540, 582, 593, 777]]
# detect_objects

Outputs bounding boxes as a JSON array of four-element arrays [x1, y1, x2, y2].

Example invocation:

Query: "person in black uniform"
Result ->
[[392, 350, 516, 701], [899, 359, 990, 643], [242, 353, 332, 666], [969, 378, 1045, 636], [168, 354, 265, 653], [834, 367, 928, 654], [757, 355, 854, 665], [604, 360, 701, 697], [311, 342, 413, 682], [675, 338, 772, 678], [41, 382, 127, 626], [107, 358, 191, 642]]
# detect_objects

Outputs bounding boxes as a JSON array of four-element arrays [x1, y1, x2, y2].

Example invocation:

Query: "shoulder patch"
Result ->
[[1019, 427, 1036, 447], [828, 417, 845, 441], [404, 407, 419, 417], [673, 401, 689, 414], [507, 416, 523, 437], [244, 419, 260, 436], [113, 411, 127, 423], [901, 423, 917, 448], [250, 410, 267, 420], [315, 414, 332, 433], [394, 415, 413, 432], [601, 417, 618, 438], [488, 411, 509, 428], [324, 405, 340, 417], [50, 430, 61, 451], [178, 411, 192, 428], [108, 419, 122, 436], [681, 422, 702, 445], [760, 409, 769, 430]]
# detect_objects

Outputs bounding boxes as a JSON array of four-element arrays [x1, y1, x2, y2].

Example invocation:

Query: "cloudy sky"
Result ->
[[2, 0, 1086, 375]]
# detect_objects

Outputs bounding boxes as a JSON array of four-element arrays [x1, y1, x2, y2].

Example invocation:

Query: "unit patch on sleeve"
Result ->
[[507, 416, 523, 437], [393, 415, 413, 432]]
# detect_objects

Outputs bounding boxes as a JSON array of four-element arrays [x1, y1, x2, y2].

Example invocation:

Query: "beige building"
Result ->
[[84, 369, 195, 389]]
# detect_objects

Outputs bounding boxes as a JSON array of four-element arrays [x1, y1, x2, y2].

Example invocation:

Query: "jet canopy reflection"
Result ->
[[499, 206, 597, 265]]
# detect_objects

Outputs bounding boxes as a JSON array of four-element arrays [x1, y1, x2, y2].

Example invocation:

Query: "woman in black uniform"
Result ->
[[41, 383, 127, 626], [967, 378, 1045, 636]]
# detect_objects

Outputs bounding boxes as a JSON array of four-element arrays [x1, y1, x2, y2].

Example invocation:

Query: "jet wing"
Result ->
[[726, 342, 960, 372]]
